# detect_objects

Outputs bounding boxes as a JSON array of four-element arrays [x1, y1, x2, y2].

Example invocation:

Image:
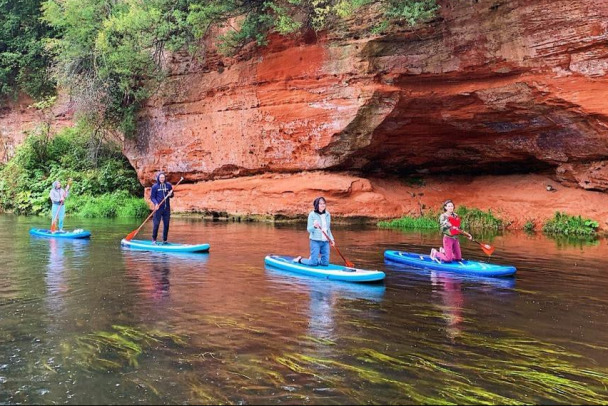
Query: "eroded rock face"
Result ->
[[0, 93, 74, 162], [127, 0, 608, 191]]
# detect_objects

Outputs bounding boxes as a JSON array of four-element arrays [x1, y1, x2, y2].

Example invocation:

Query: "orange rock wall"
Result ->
[[0, 93, 73, 162], [126, 0, 608, 226], [127, 0, 608, 186]]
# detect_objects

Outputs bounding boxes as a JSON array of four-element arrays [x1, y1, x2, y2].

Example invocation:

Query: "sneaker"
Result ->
[[162, 241, 168, 245], [439, 247, 446, 255], [152, 240, 158, 245], [292, 256, 302, 263], [430, 249, 438, 260]]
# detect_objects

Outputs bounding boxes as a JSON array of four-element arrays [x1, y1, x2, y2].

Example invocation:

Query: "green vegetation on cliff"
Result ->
[[2, 0, 439, 132], [0, 114, 147, 218]]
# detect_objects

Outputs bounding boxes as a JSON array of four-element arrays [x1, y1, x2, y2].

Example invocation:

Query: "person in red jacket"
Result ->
[[430, 200, 472, 262]]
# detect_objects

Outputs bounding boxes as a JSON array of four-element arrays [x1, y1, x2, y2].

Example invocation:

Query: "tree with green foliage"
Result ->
[[0, 0, 57, 101]]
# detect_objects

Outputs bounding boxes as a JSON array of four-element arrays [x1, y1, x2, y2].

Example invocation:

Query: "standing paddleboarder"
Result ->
[[49, 180, 70, 232], [150, 172, 174, 244]]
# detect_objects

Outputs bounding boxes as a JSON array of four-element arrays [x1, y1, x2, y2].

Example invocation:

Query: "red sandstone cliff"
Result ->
[[2, 0, 608, 228], [0, 93, 73, 162], [125, 0, 608, 227]]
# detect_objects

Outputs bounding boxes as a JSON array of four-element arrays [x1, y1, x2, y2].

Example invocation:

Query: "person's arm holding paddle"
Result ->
[[63, 180, 71, 203], [449, 223, 473, 240], [313, 217, 335, 246]]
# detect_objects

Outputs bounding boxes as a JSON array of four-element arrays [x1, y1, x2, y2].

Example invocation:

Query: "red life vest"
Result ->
[[448, 215, 461, 235]]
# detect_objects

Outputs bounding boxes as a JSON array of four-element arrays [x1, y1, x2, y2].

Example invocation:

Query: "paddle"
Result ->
[[318, 228, 355, 268], [459, 229, 495, 256], [125, 176, 184, 241], [50, 179, 72, 233], [471, 238, 495, 256], [449, 223, 495, 257]]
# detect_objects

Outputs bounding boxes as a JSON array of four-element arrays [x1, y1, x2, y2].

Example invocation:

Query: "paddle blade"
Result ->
[[124, 229, 138, 241], [345, 260, 355, 268], [480, 243, 495, 256], [50, 221, 57, 233]]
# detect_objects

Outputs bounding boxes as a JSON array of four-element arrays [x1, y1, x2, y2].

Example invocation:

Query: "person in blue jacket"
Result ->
[[150, 172, 174, 244], [293, 197, 335, 266]]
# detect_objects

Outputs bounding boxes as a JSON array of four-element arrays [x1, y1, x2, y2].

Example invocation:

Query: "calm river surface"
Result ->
[[0, 214, 607, 404]]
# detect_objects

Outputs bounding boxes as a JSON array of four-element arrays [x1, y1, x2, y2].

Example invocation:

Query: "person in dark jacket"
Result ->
[[150, 172, 174, 244]]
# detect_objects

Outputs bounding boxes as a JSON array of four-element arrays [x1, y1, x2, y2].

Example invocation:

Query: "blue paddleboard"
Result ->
[[30, 228, 91, 239], [121, 239, 210, 253], [384, 250, 516, 277], [264, 255, 385, 283]]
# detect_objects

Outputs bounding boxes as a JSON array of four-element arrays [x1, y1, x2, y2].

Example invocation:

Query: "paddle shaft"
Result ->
[[453, 227, 494, 255], [126, 177, 183, 240], [318, 228, 354, 267]]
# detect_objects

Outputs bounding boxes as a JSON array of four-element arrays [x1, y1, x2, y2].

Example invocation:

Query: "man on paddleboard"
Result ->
[[150, 172, 174, 244]]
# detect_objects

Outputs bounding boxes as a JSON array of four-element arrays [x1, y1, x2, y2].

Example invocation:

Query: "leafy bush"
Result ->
[[0, 122, 145, 217], [456, 206, 503, 230], [523, 220, 536, 232], [385, 0, 439, 25], [68, 191, 149, 219], [542, 212, 598, 237], [378, 212, 437, 229]]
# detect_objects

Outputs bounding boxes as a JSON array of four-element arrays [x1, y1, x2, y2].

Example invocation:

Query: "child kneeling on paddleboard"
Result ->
[[431, 199, 473, 262], [293, 197, 335, 266]]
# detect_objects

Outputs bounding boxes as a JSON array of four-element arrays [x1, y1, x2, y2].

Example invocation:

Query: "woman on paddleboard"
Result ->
[[430, 199, 472, 262], [293, 197, 335, 266], [49, 180, 70, 232]]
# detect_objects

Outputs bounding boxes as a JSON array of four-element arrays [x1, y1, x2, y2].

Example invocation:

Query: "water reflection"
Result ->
[[122, 251, 209, 303], [430, 272, 464, 340], [385, 261, 516, 341], [39, 237, 90, 315], [265, 267, 385, 341], [1, 216, 608, 404]]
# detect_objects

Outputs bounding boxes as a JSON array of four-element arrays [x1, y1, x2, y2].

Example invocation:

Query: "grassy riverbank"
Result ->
[[378, 206, 504, 231], [378, 207, 599, 238]]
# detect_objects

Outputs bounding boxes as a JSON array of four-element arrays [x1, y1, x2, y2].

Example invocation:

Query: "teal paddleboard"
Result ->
[[121, 239, 210, 253], [30, 228, 91, 239], [264, 255, 385, 283]]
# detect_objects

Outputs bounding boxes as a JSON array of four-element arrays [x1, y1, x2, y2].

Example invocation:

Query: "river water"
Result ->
[[0, 214, 607, 404]]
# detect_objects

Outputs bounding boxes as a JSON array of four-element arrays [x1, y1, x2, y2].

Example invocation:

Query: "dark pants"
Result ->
[[152, 207, 170, 242]]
